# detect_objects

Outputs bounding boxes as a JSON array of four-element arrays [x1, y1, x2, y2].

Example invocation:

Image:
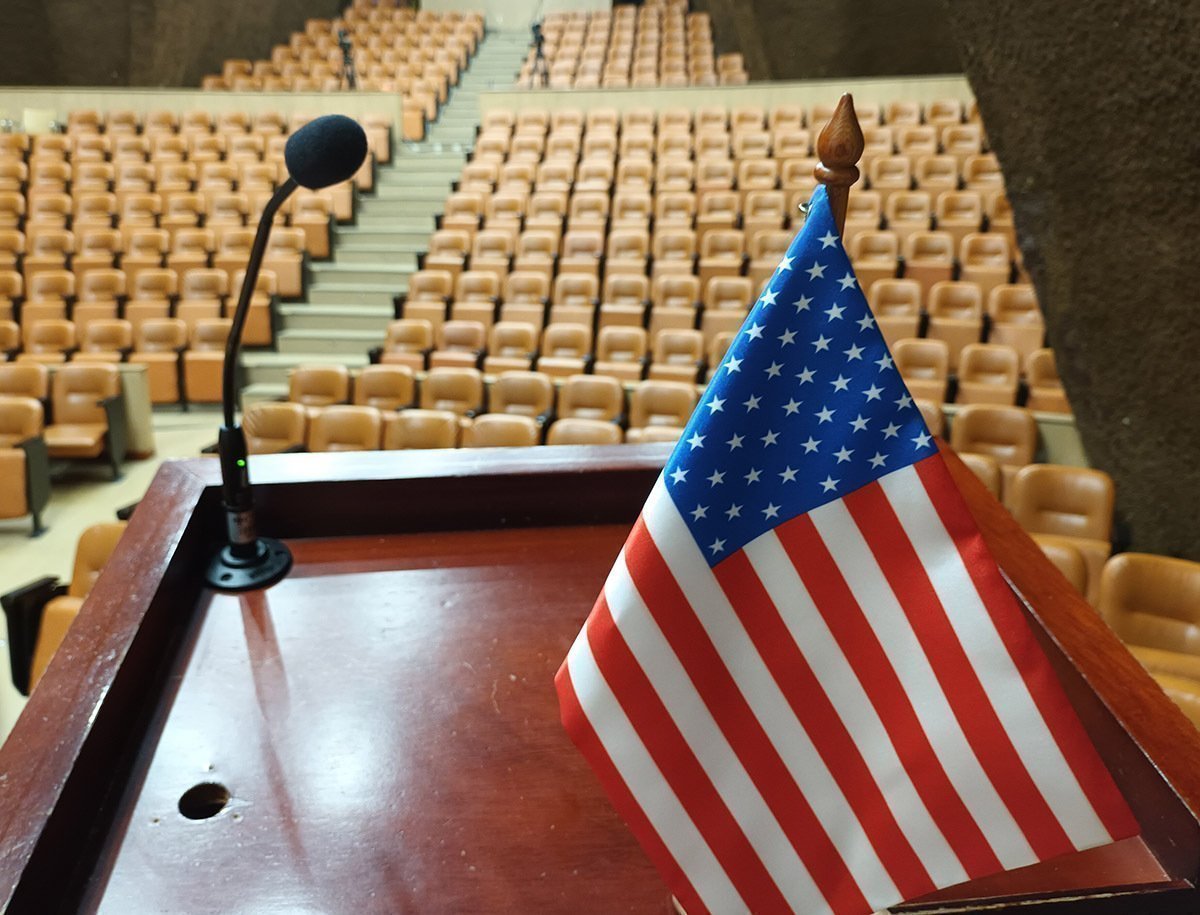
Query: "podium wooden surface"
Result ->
[[0, 444, 1198, 913]]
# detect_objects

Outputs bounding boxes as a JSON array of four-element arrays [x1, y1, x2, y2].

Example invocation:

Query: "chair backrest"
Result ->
[[190, 318, 231, 352], [1008, 464, 1115, 541], [629, 380, 698, 428], [409, 270, 454, 302], [597, 326, 647, 362], [894, 338, 950, 379], [136, 318, 187, 352], [80, 319, 133, 353], [0, 362, 50, 399], [288, 363, 351, 407], [541, 323, 591, 357], [437, 320, 486, 351], [490, 371, 553, 417], [382, 409, 460, 450], [928, 280, 984, 319], [654, 329, 703, 363], [353, 365, 415, 411], [958, 343, 1019, 386], [66, 522, 128, 598], [306, 405, 382, 452], [546, 417, 623, 446], [25, 320, 76, 353], [0, 395, 44, 442], [1098, 553, 1200, 655], [52, 362, 119, 426], [1026, 348, 1061, 387], [243, 401, 307, 454], [869, 279, 922, 315], [462, 414, 540, 448], [949, 404, 1038, 467], [419, 367, 484, 415], [558, 374, 624, 422], [385, 319, 434, 352]]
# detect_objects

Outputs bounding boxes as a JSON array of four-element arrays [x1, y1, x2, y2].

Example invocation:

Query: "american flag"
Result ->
[[556, 185, 1137, 914]]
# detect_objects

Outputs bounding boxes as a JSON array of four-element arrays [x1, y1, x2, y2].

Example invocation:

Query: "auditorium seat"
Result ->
[[382, 409, 461, 450], [376, 319, 433, 371], [43, 362, 124, 477], [420, 367, 484, 417], [537, 323, 592, 378], [1031, 535, 1089, 595], [935, 191, 984, 249], [958, 452, 1002, 498], [1026, 348, 1071, 413], [243, 401, 307, 454], [27, 522, 128, 690], [558, 374, 624, 424], [955, 343, 1020, 405], [304, 405, 381, 453], [73, 319, 133, 363], [626, 380, 696, 442], [1009, 464, 1115, 604], [868, 279, 922, 347], [288, 363, 351, 411], [593, 326, 648, 382], [1098, 553, 1200, 658], [849, 231, 899, 293], [353, 365, 416, 412], [0, 320, 18, 359], [915, 398, 945, 437], [959, 232, 1012, 302], [902, 232, 955, 298], [546, 417, 623, 446], [128, 318, 187, 404], [648, 329, 704, 383], [429, 320, 486, 370], [987, 284, 1045, 365], [401, 270, 453, 331], [181, 318, 230, 404], [949, 403, 1038, 494], [893, 338, 950, 403], [926, 280, 985, 369], [0, 395, 49, 535], [462, 414, 540, 448], [489, 371, 554, 422], [17, 320, 76, 364]]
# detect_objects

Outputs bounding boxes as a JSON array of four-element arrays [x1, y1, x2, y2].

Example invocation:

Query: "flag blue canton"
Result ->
[[664, 185, 933, 566]]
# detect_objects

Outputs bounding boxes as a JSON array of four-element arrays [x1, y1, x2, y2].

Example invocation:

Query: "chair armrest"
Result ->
[[115, 500, 139, 521], [1, 575, 66, 695], [200, 441, 219, 454], [15, 435, 50, 524], [367, 346, 383, 364], [100, 393, 129, 464], [281, 444, 307, 454]]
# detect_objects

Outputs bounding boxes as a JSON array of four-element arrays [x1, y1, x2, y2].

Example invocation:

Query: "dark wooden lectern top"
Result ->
[[1, 445, 1198, 913]]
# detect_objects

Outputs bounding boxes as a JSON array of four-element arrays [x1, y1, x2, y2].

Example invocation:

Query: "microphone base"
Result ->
[[206, 538, 293, 592]]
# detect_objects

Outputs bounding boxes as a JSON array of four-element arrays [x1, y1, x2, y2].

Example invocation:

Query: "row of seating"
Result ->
[[0, 321, 227, 405], [203, 6, 484, 141], [517, 3, 745, 89]]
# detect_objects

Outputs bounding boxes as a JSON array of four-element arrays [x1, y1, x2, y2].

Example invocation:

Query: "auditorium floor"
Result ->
[[0, 409, 219, 746]]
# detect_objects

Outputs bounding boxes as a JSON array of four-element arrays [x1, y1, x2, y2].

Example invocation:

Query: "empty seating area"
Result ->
[[203, 3, 484, 142], [518, 2, 746, 89], [0, 108, 383, 405]]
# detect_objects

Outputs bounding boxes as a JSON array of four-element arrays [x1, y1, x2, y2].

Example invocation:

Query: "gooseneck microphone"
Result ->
[[207, 114, 369, 591]]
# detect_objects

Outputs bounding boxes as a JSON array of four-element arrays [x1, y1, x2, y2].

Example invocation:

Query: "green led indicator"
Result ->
[[236, 459, 246, 468]]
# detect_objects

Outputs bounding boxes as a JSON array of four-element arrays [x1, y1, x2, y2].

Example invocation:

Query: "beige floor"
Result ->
[[0, 409, 219, 745]]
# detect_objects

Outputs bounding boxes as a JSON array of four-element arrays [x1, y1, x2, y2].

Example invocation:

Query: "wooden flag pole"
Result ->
[[815, 92, 866, 236]]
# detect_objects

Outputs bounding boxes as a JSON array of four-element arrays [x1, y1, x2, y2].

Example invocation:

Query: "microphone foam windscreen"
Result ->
[[284, 114, 369, 190]]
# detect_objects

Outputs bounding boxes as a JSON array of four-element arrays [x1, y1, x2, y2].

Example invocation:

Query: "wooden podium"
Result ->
[[0, 444, 1198, 913]]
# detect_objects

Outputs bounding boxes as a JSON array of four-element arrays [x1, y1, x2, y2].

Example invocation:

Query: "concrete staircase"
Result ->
[[241, 30, 531, 402]]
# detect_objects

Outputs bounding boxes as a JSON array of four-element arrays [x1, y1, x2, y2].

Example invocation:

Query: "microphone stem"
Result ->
[[222, 176, 299, 429]]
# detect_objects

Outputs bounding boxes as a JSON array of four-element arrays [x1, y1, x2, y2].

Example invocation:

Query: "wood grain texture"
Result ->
[[815, 92, 866, 233]]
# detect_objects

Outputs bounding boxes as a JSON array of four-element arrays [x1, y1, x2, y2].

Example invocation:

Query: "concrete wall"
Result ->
[[0, 0, 342, 88], [945, 1, 1200, 559]]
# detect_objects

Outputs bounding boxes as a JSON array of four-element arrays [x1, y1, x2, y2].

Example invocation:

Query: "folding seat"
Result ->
[[124, 268, 177, 332], [595, 273, 649, 331], [655, 192, 697, 231], [482, 109, 516, 133], [177, 318, 229, 404], [697, 229, 746, 289], [68, 229, 120, 286], [695, 190, 740, 243], [695, 106, 728, 133], [893, 337, 950, 403], [288, 363, 351, 410], [379, 408, 459, 451], [650, 228, 697, 281], [927, 98, 965, 128], [205, 191, 249, 241], [449, 270, 500, 329], [576, 156, 616, 194], [22, 271, 74, 326], [647, 328, 704, 383], [986, 283, 1044, 364], [306, 405, 382, 453], [900, 231, 954, 298], [604, 228, 650, 279], [228, 268, 277, 347], [261, 228, 306, 297], [955, 342, 1020, 405], [497, 161, 536, 195], [369, 319, 431, 372], [768, 104, 805, 133], [884, 191, 933, 248], [655, 159, 694, 194], [566, 192, 610, 235], [895, 125, 938, 168], [698, 275, 753, 345], [1099, 553, 1200, 660], [695, 158, 735, 205], [485, 191, 527, 233], [625, 380, 697, 442], [15, 319, 73, 365], [584, 108, 619, 134], [950, 236, 1008, 307], [934, 190, 984, 250], [910, 156, 958, 197], [535, 160, 574, 194], [550, 108, 585, 134], [187, 133, 226, 165], [779, 158, 819, 209], [28, 159, 71, 195], [42, 361, 124, 475], [419, 367, 484, 417], [772, 129, 812, 161], [176, 268, 229, 332], [704, 331, 737, 381], [558, 230, 604, 279], [733, 130, 771, 161], [128, 318, 187, 404], [536, 323, 592, 378], [0, 160, 28, 194], [866, 279, 922, 348], [544, 416, 621, 446], [619, 131, 655, 162], [73, 269, 126, 334], [429, 320, 486, 369], [0, 394, 49, 534], [986, 192, 1019, 253], [963, 153, 1005, 204], [867, 155, 913, 206], [548, 273, 599, 327], [497, 270, 550, 329], [72, 319, 132, 364], [461, 413, 540, 448], [656, 132, 693, 162], [441, 193, 486, 240], [847, 231, 899, 296], [0, 192, 24, 231], [880, 100, 919, 127], [290, 192, 333, 260], [956, 452, 1002, 498], [146, 133, 186, 163], [924, 280, 983, 369], [399, 270, 453, 332], [73, 193, 118, 234], [1025, 348, 1071, 413], [592, 326, 648, 381], [143, 109, 178, 135], [941, 123, 984, 170], [480, 322, 537, 375], [488, 371, 554, 422], [243, 402, 308, 455], [515, 110, 550, 135], [743, 191, 786, 242], [0, 318, 18, 358], [610, 191, 653, 233], [423, 229, 472, 281], [117, 193, 163, 248], [508, 133, 546, 165], [470, 228, 516, 282], [557, 373, 624, 423], [26, 192, 72, 233], [746, 230, 791, 290], [949, 403, 1038, 494], [120, 229, 168, 290]]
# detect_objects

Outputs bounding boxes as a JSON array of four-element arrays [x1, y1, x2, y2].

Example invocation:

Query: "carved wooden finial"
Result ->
[[814, 93, 865, 235]]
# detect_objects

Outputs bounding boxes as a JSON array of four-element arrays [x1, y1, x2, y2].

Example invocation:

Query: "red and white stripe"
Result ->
[[557, 453, 1137, 915]]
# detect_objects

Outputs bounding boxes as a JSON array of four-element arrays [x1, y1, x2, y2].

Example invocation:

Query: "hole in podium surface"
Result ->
[[178, 782, 231, 820]]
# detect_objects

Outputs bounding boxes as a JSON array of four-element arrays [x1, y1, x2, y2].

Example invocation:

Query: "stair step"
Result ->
[[241, 351, 369, 386], [278, 303, 395, 332], [355, 196, 447, 217], [335, 226, 437, 247], [376, 169, 463, 187], [307, 282, 404, 307], [354, 213, 435, 231], [310, 262, 411, 286], [277, 328, 387, 354], [332, 246, 420, 267], [371, 184, 450, 202], [241, 382, 287, 406]]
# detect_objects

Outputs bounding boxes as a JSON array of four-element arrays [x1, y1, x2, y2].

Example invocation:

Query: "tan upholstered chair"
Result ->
[[43, 362, 125, 477], [306, 405, 381, 452], [243, 402, 308, 454], [382, 409, 460, 450]]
